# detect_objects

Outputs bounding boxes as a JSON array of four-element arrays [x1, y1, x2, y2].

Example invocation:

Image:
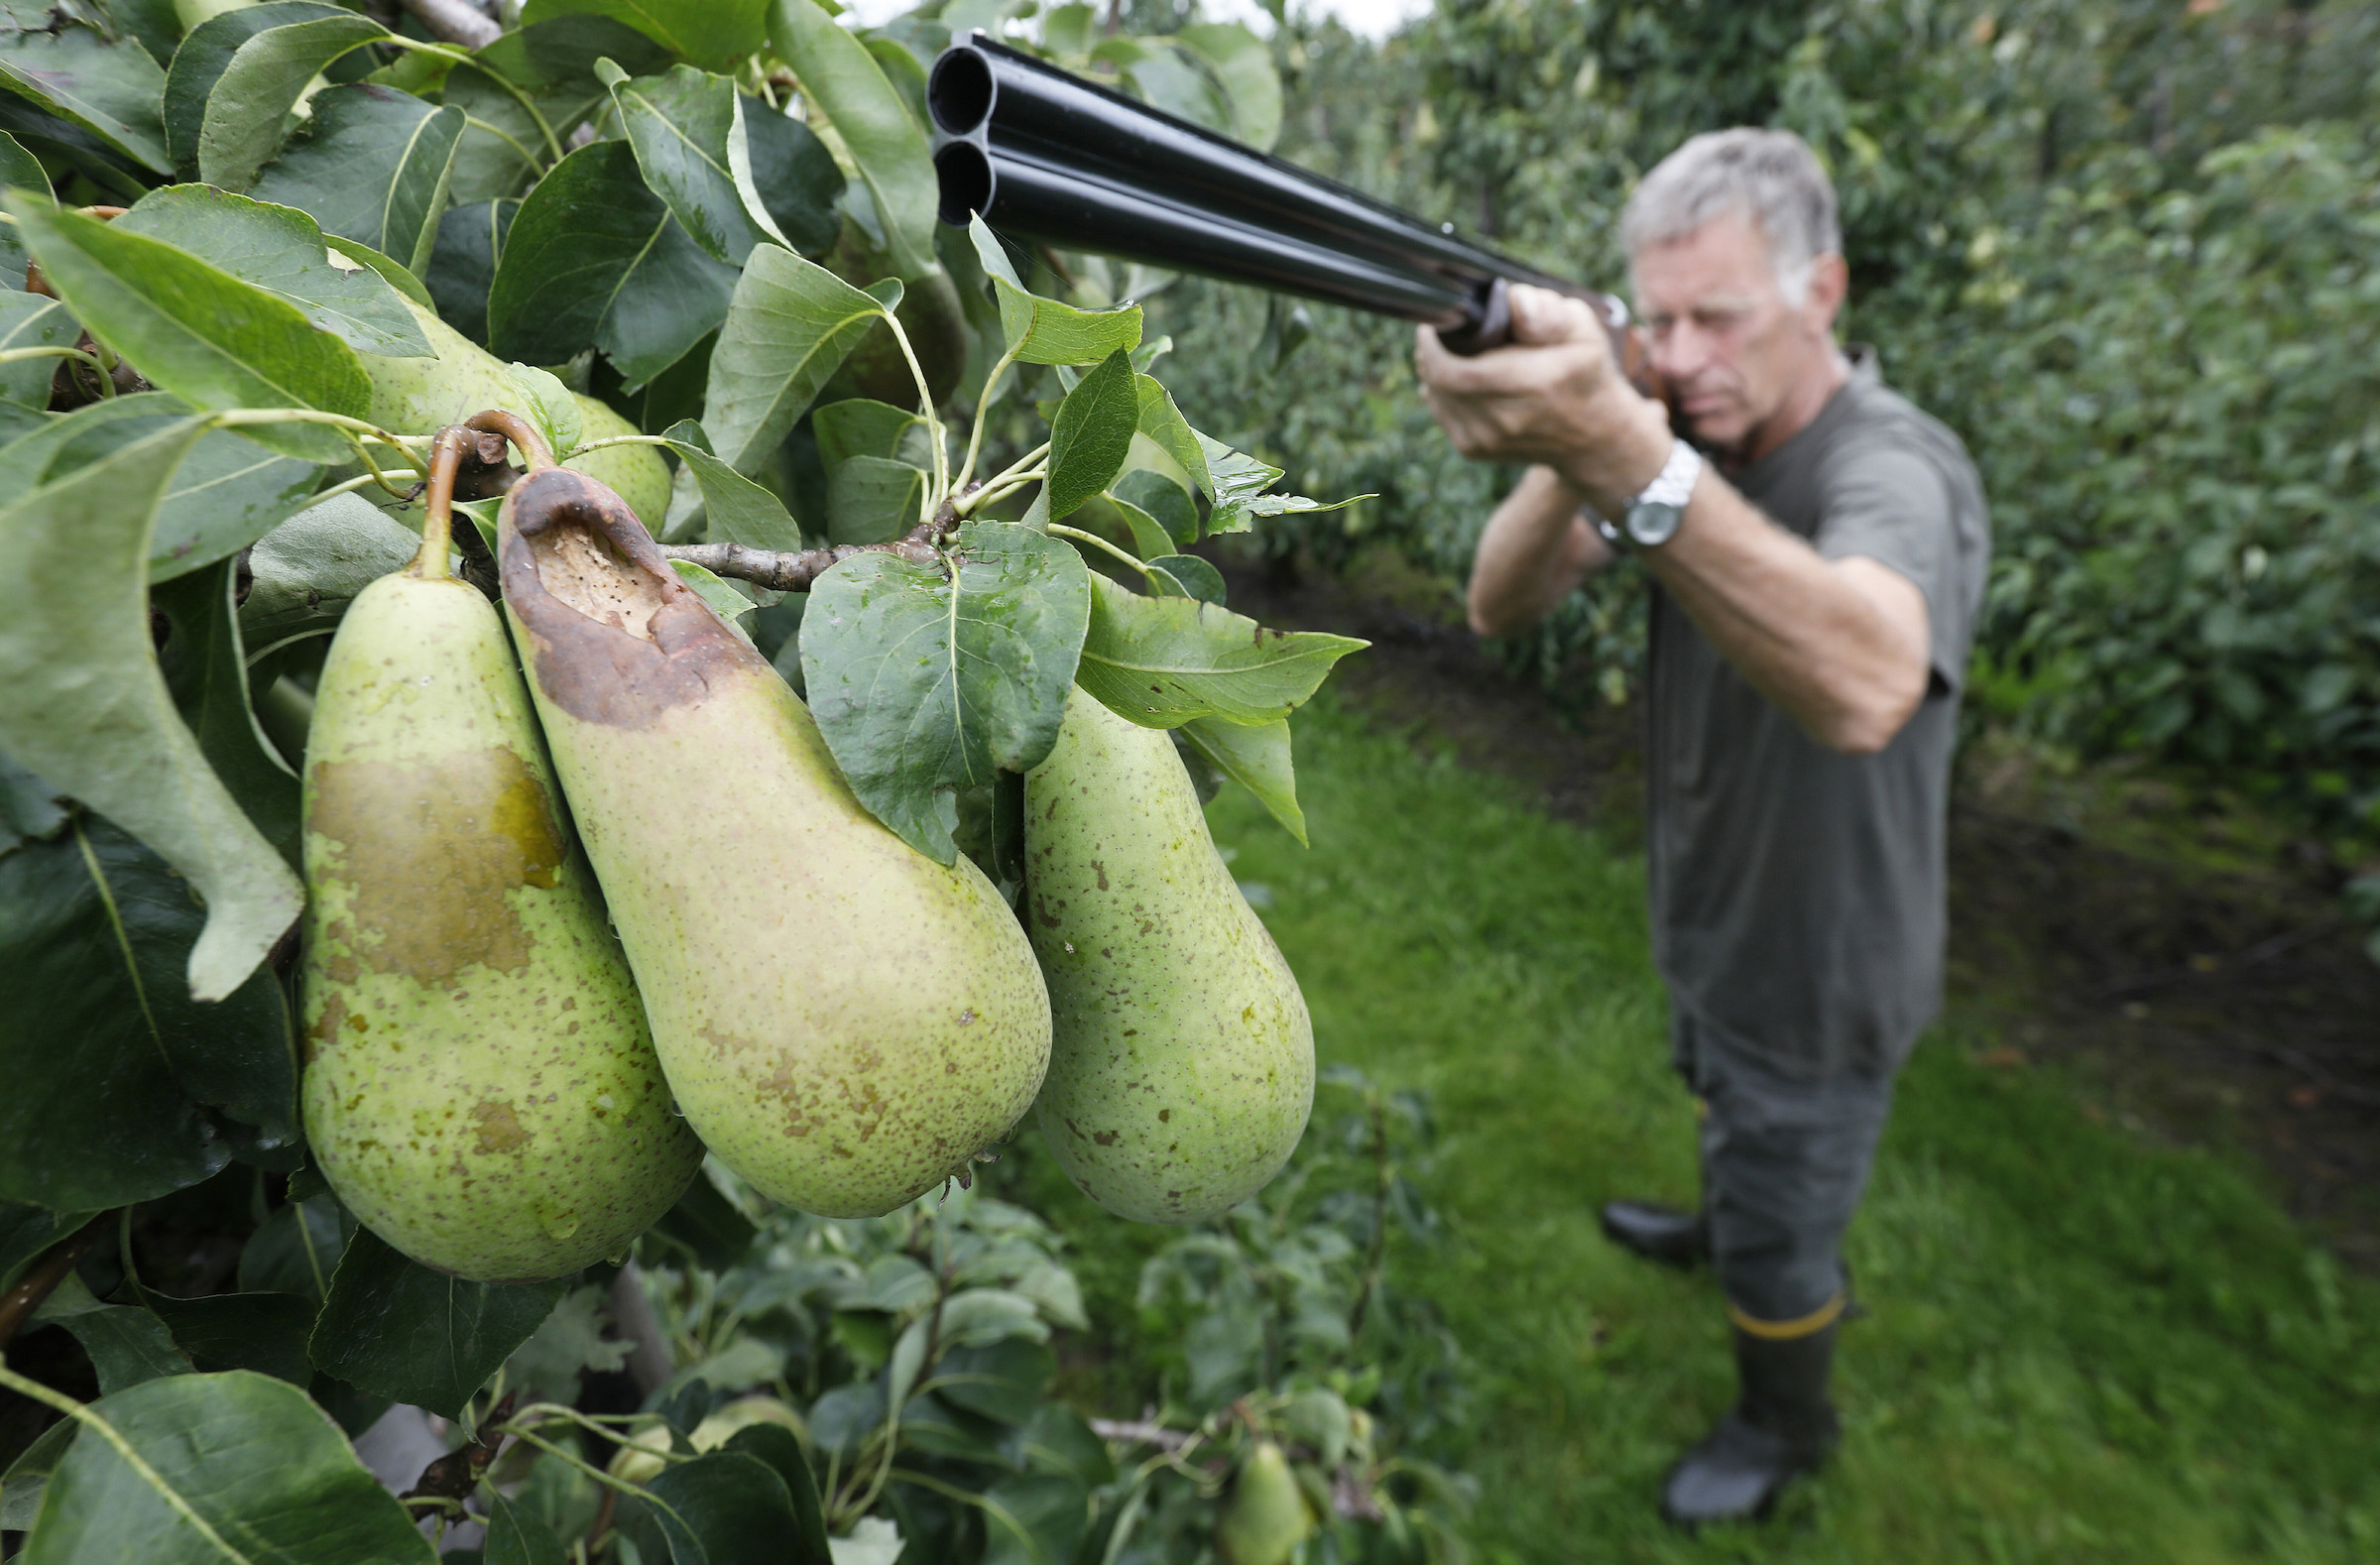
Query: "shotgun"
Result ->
[[926, 32, 1646, 370]]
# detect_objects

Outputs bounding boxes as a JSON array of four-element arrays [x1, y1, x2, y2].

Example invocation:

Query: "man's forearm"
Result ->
[[1639, 475, 1930, 754], [1466, 466, 1612, 636]]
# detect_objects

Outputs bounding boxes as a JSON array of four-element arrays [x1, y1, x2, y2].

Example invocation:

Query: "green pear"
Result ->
[[300, 502, 702, 1283], [1024, 688, 1315, 1224], [362, 297, 670, 529], [497, 465, 1051, 1218], [1217, 1441, 1317, 1565]]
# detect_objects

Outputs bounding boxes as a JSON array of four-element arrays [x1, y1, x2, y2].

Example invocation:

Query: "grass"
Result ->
[[1017, 696, 2380, 1563]]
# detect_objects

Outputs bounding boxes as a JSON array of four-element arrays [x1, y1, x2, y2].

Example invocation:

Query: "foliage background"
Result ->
[[1143, 0, 2380, 876]]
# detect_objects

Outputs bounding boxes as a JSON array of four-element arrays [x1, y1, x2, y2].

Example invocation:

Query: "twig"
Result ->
[[0, 1213, 112, 1350], [656, 513, 957, 592], [1090, 1417, 1195, 1452], [398, 0, 500, 51], [468, 408, 556, 473], [402, 1389, 518, 1508]]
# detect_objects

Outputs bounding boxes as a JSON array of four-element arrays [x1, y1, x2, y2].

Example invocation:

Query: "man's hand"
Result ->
[[1416, 284, 1673, 518]]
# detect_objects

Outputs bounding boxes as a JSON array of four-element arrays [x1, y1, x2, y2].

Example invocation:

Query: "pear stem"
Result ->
[[410, 424, 471, 579], [467, 409, 557, 473]]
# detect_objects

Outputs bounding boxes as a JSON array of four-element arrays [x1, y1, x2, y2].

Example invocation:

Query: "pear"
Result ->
[[362, 297, 670, 529], [1217, 1441, 1317, 1565], [300, 460, 702, 1283], [1023, 688, 1315, 1224], [497, 465, 1050, 1218]]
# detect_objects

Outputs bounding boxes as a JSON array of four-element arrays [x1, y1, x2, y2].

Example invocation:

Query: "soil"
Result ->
[[1214, 547, 2380, 1271]]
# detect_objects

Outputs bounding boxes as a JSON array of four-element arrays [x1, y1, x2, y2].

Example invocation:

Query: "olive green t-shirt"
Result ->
[[1644, 355, 1989, 1077]]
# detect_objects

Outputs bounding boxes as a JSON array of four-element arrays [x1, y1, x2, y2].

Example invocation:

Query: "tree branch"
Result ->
[[0, 1214, 112, 1351], [400, 0, 501, 49], [656, 510, 963, 592]]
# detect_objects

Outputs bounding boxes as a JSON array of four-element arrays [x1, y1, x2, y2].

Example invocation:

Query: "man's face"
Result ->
[[1630, 210, 1836, 457]]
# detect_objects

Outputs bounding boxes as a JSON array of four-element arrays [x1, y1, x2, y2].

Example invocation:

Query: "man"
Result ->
[[1415, 129, 1989, 1526]]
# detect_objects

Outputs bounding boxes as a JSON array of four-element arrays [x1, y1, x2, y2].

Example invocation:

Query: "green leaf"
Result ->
[[153, 558, 300, 854], [624, 1450, 800, 1565], [668, 558, 759, 640], [5, 199, 370, 463], [1097, 494, 1176, 563], [487, 138, 739, 389], [197, 10, 390, 191], [1181, 715, 1302, 843], [114, 184, 433, 359], [19, 1370, 434, 1562], [250, 83, 468, 277], [978, 1473, 1091, 1565], [236, 1197, 351, 1306], [1043, 347, 1136, 520], [1146, 552, 1227, 605], [1112, 468, 1197, 548], [0, 818, 295, 1207], [802, 522, 1092, 863], [1132, 374, 1211, 498], [0, 1206, 94, 1295], [0, 21, 172, 175], [142, 1291, 317, 1384], [309, 1228, 571, 1419], [826, 453, 926, 545], [718, 1425, 832, 1565], [0, 1416, 75, 1532], [0, 290, 76, 408], [935, 1337, 1054, 1427], [1176, 24, 1282, 152], [701, 243, 893, 474], [732, 92, 842, 257], [505, 361, 584, 459], [813, 398, 924, 468], [441, 16, 674, 205], [423, 197, 519, 344], [0, 126, 50, 289], [239, 492, 419, 656], [599, 59, 767, 265], [162, 1, 352, 172], [654, 419, 803, 551], [0, 749, 67, 851], [768, 0, 937, 278], [486, 1490, 568, 1565], [1074, 573, 1366, 729], [968, 217, 1143, 366], [33, 1278, 195, 1395], [523, 0, 772, 72], [0, 415, 304, 1000], [322, 237, 435, 310]]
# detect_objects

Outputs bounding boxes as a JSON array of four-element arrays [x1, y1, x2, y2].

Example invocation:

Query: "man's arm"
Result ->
[[1467, 465, 1613, 636], [1419, 287, 1930, 756]]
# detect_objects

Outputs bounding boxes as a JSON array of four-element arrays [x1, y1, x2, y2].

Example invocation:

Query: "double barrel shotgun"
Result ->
[[926, 31, 1649, 374]]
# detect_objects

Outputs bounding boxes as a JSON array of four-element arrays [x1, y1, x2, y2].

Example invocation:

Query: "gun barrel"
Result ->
[[928, 34, 1627, 354]]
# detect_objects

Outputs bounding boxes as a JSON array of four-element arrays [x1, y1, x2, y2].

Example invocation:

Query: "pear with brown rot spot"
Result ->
[[1024, 687, 1315, 1224], [495, 445, 1050, 1218], [300, 424, 701, 1284]]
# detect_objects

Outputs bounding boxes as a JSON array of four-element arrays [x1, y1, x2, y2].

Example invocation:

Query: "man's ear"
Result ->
[[1805, 252, 1849, 334]]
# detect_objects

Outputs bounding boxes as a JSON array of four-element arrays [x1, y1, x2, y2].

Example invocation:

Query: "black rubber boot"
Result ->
[[1660, 1323, 1841, 1528], [1599, 1201, 1711, 1268]]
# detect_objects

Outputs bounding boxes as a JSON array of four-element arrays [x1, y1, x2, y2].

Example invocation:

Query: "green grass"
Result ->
[[1021, 697, 2380, 1563]]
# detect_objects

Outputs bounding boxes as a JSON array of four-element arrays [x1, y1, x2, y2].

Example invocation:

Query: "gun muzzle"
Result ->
[[927, 34, 1630, 358]]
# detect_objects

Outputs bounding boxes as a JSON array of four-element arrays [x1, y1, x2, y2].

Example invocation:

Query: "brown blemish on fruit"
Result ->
[[499, 466, 761, 728], [308, 747, 566, 982], [471, 1099, 530, 1154]]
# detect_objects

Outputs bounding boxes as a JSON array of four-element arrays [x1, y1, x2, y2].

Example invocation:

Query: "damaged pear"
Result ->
[[497, 462, 1050, 1218], [300, 433, 701, 1283]]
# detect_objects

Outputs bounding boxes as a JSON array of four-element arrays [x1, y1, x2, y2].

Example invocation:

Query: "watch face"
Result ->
[[1625, 499, 1685, 547]]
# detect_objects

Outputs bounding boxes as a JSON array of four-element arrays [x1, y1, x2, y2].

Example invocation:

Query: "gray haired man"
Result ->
[[1414, 129, 1989, 1524]]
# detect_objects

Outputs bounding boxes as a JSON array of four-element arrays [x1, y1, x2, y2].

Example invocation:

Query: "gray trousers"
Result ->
[[1672, 1015, 1897, 1333]]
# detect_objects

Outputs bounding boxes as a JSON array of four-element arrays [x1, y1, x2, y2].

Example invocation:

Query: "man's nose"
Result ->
[[1654, 320, 1714, 383]]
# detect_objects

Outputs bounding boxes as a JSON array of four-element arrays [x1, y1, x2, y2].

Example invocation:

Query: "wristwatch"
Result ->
[[1593, 438, 1704, 551]]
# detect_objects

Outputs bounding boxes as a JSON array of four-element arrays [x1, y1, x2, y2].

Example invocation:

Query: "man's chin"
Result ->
[[1677, 410, 1749, 458]]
